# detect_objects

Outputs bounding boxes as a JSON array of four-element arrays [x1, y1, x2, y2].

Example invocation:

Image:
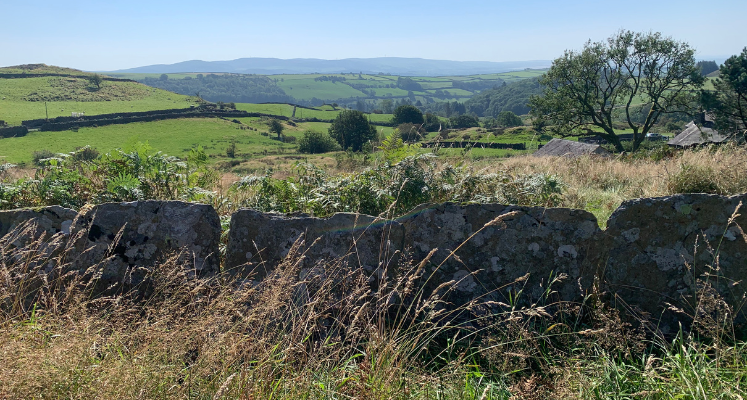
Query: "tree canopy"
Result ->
[[268, 119, 284, 139], [392, 104, 424, 125], [328, 110, 377, 152], [494, 111, 523, 127], [705, 48, 747, 138], [465, 78, 542, 117], [529, 30, 703, 152]]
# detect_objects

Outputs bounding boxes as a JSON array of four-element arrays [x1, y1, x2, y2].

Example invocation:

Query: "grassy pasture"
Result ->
[[276, 79, 367, 100], [112, 70, 548, 105], [0, 77, 193, 125], [0, 118, 298, 164]]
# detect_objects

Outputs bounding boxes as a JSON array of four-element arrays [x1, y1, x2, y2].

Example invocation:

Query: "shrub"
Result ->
[[32, 149, 55, 166], [298, 130, 341, 154], [70, 146, 100, 162], [449, 115, 479, 129], [395, 123, 425, 142], [495, 110, 524, 127], [226, 142, 237, 158], [391, 104, 424, 125], [667, 163, 721, 194]]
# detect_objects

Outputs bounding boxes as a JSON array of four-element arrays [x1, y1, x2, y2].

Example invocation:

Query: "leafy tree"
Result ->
[[529, 30, 703, 152], [705, 48, 747, 137], [328, 110, 377, 151], [392, 104, 424, 125], [465, 78, 542, 117], [396, 77, 423, 91], [494, 111, 523, 127], [449, 115, 479, 129], [226, 141, 236, 158], [159, 73, 169, 81], [423, 112, 441, 132], [395, 123, 425, 141], [298, 130, 341, 154], [268, 119, 284, 139], [88, 74, 103, 90], [380, 99, 394, 114]]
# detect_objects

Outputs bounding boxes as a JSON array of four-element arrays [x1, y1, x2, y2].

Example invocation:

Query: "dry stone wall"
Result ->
[[225, 209, 404, 282], [2, 195, 747, 333], [591, 193, 747, 334], [65, 201, 221, 295]]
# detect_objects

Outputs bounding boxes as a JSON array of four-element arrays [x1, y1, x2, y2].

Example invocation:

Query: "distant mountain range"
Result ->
[[108, 57, 552, 76]]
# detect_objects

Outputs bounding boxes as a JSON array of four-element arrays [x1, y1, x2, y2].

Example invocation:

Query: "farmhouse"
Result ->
[[533, 138, 610, 157], [667, 120, 727, 148]]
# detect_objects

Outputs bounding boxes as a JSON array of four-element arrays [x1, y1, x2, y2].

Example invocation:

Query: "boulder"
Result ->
[[225, 209, 405, 281], [67, 201, 221, 294], [595, 193, 747, 334], [0, 206, 77, 244], [396, 203, 600, 307]]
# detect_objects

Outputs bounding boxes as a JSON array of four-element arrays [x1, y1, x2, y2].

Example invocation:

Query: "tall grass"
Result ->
[[2, 215, 747, 398], [494, 144, 747, 225]]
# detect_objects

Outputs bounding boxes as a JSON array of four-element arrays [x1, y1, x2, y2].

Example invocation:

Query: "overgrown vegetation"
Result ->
[[1, 198, 746, 398]]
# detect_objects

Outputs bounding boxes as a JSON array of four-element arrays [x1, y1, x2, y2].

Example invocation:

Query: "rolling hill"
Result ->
[[108, 57, 551, 76], [0, 64, 194, 125]]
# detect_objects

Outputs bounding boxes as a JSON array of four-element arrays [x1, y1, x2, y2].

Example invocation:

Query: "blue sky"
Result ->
[[2, 0, 745, 71]]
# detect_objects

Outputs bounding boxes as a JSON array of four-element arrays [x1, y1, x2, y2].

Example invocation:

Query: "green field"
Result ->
[[0, 75, 193, 125], [0, 118, 304, 164], [111, 70, 548, 104], [0, 66, 547, 170]]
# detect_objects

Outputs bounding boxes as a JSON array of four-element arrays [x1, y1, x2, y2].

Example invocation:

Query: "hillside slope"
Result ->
[[0, 64, 192, 125], [465, 77, 543, 117]]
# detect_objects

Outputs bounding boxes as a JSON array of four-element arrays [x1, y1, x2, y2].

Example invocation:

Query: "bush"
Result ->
[[70, 146, 100, 162], [395, 123, 425, 142], [494, 110, 524, 127], [667, 164, 721, 194], [391, 105, 424, 125], [423, 112, 441, 132], [449, 115, 479, 129], [298, 130, 342, 154], [226, 142, 237, 158], [32, 149, 55, 166]]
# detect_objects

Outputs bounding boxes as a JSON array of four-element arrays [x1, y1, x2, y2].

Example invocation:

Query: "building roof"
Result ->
[[533, 138, 611, 157], [667, 121, 728, 147]]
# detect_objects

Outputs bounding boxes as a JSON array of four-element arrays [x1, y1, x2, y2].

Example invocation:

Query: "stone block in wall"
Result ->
[[396, 203, 600, 307], [67, 201, 221, 294], [225, 209, 405, 281], [0, 206, 77, 244], [594, 193, 747, 334]]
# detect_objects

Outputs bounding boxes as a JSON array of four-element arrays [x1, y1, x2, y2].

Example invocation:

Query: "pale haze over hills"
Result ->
[[109, 57, 552, 76]]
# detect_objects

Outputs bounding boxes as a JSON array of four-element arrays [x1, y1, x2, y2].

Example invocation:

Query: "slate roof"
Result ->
[[533, 138, 611, 157], [667, 121, 728, 147]]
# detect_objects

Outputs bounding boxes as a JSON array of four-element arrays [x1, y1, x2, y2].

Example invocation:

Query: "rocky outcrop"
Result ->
[[66, 201, 221, 294], [593, 193, 747, 334], [0, 206, 77, 244], [396, 203, 600, 307], [225, 210, 404, 281]]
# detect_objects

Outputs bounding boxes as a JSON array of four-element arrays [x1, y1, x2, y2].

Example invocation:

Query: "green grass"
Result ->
[[235, 103, 295, 117], [0, 117, 296, 164], [276, 78, 367, 100], [0, 77, 193, 125]]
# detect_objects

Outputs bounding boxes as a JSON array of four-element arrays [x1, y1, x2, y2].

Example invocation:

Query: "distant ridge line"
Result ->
[[107, 57, 552, 77]]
